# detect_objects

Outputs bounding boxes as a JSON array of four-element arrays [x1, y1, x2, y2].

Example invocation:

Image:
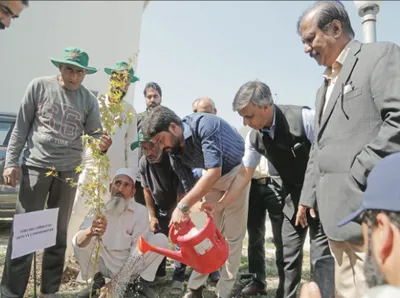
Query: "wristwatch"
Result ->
[[177, 202, 190, 214]]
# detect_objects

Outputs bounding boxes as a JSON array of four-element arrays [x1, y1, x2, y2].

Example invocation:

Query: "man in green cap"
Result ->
[[66, 61, 140, 266], [0, 0, 29, 30], [1, 47, 112, 298]]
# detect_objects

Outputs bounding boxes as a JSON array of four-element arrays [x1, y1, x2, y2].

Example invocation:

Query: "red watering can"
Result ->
[[137, 211, 229, 274]]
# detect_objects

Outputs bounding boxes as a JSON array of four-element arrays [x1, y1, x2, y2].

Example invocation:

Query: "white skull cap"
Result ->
[[113, 167, 137, 184]]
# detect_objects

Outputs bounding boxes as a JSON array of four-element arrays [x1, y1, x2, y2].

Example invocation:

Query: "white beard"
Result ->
[[105, 195, 130, 217]]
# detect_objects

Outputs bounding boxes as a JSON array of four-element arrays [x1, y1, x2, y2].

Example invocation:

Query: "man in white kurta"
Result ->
[[73, 168, 168, 298], [65, 61, 139, 263]]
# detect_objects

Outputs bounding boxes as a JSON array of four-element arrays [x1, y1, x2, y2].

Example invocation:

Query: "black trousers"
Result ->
[[155, 207, 187, 282], [282, 209, 332, 298], [247, 178, 285, 298], [134, 180, 146, 206]]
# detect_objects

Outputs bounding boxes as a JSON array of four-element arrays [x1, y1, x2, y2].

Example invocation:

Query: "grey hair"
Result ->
[[297, 1, 355, 39], [232, 80, 274, 112]]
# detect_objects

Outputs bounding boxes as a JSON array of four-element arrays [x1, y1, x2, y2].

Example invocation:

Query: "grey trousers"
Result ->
[[1, 165, 78, 298]]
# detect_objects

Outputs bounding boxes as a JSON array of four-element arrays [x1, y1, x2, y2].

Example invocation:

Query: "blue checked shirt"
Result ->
[[169, 113, 245, 193]]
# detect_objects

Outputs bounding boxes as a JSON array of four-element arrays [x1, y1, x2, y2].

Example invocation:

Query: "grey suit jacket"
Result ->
[[300, 40, 400, 241]]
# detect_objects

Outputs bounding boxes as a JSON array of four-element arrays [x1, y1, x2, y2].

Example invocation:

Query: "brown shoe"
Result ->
[[241, 280, 267, 296], [182, 287, 204, 298]]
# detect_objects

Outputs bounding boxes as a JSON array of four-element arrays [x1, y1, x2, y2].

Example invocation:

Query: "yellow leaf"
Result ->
[[45, 171, 53, 177], [75, 166, 83, 173]]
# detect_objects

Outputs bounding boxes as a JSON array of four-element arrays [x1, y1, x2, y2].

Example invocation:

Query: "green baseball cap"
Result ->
[[104, 61, 140, 83], [49, 47, 98, 75], [130, 130, 152, 151]]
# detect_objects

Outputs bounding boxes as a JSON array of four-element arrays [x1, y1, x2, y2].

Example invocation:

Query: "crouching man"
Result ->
[[73, 168, 168, 298]]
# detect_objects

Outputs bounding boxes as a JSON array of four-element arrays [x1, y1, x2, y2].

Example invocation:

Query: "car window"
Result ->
[[0, 121, 14, 147]]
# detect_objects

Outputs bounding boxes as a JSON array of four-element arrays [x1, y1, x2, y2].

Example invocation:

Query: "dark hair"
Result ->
[[143, 82, 162, 98], [21, 0, 29, 6], [362, 210, 400, 229], [297, 1, 354, 39], [141, 105, 182, 139]]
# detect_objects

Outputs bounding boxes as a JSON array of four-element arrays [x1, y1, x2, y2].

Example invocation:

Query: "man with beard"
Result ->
[[300, 153, 400, 298], [132, 132, 187, 294], [141, 105, 247, 298], [0, 0, 29, 30], [296, 1, 400, 297], [1, 47, 112, 298], [66, 61, 139, 265], [73, 168, 168, 298], [134, 82, 163, 206]]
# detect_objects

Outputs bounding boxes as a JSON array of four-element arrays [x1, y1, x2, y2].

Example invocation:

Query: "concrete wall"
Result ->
[[0, 1, 149, 113]]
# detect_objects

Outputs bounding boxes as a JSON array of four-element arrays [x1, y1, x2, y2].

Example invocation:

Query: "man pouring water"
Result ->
[[72, 168, 168, 298]]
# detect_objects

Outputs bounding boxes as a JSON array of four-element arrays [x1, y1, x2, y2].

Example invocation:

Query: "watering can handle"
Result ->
[[169, 225, 179, 244]]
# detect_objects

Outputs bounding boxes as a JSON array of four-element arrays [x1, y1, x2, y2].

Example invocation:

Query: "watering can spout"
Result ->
[[137, 236, 185, 264]]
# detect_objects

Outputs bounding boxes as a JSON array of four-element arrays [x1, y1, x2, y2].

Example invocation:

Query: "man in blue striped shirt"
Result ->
[[141, 105, 248, 298]]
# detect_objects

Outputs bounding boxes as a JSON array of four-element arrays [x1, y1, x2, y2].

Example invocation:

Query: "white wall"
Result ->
[[1, 0, 148, 113]]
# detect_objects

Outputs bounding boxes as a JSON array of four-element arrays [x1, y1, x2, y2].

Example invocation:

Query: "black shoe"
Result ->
[[241, 280, 266, 296], [77, 272, 106, 298]]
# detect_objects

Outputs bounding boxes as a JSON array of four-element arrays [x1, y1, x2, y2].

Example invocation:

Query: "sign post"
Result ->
[[12, 208, 59, 298]]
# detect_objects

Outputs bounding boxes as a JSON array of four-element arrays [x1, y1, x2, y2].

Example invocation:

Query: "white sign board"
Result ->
[[12, 208, 59, 259]]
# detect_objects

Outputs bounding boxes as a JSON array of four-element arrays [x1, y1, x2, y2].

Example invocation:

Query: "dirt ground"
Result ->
[[0, 237, 310, 298]]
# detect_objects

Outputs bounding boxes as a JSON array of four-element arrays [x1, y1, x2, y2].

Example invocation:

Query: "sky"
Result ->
[[1, 1, 399, 130], [133, 0, 400, 128]]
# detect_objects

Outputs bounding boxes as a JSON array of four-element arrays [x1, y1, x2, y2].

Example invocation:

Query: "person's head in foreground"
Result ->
[[105, 168, 136, 217], [338, 152, 400, 288], [104, 61, 139, 101], [192, 97, 217, 115], [130, 131, 163, 164], [0, 0, 28, 30], [49, 47, 98, 91], [233, 80, 275, 130], [141, 105, 183, 154], [297, 0, 354, 68]]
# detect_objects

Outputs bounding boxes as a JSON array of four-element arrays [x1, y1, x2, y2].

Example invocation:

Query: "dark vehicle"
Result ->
[[0, 112, 18, 219]]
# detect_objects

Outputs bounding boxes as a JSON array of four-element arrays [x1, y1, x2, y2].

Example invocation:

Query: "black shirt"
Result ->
[[139, 152, 184, 211]]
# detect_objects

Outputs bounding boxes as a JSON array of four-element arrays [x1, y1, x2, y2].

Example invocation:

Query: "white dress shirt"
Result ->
[[72, 198, 150, 275]]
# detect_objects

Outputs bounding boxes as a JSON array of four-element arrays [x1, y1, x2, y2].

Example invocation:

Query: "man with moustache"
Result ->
[[73, 168, 168, 298], [0, 0, 29, 30], [301, 153, 400, 298], [1, 47, 112, 298], [229, 80, 332, 298], [134, 82, 163, 206], [141, 105, 247, 298], [296, 1, 400, 297], [66, 61, 140, 265], [131, 132, 188, 294]]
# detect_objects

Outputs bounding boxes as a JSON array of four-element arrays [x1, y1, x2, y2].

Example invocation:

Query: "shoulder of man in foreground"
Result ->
[[359, 41, 400, 61], [26, 75, 57, 89]]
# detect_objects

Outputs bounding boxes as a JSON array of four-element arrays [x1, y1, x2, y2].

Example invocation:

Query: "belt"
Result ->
[[252, 177, 271, 185]]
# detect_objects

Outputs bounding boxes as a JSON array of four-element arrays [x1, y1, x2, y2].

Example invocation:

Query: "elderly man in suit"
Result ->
[[296, 1, 400, 298]]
